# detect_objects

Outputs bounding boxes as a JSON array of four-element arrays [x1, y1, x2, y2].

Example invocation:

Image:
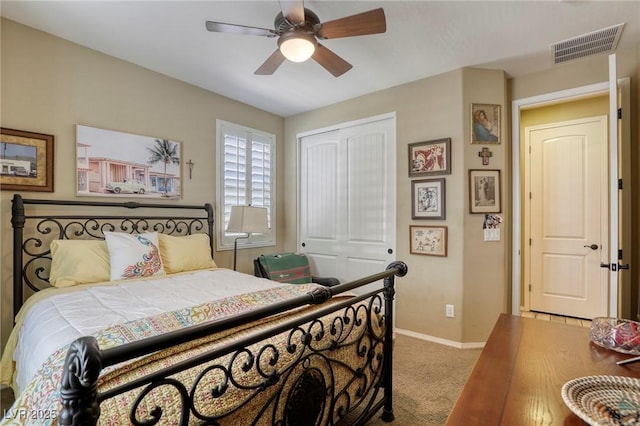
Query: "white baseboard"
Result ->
[[394, 327, 486, 349]]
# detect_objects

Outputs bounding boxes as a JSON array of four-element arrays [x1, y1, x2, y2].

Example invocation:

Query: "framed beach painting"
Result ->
[[76, 125, 182, 199], [0, 128, 54, 192], [469, 169, 501, 213], [471, 103, 500, 144], [411, 178, 445, 220], [408, 138, 451, 177], [410, 225, 447, 257]]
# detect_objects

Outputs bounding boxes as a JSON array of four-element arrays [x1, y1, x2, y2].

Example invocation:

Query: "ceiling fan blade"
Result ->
[[205, 21, 276, 37], [312, 44, 353, 77], [255, 50, 286, 75], [316, 8, 386, 39], [279, 0, 305, 26]]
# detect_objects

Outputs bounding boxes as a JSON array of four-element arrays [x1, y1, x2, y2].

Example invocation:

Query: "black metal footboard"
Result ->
[[59, 262, 407, 426]]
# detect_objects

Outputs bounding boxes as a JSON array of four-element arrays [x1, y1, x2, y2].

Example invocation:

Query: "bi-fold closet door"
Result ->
[[298, 114, 396, 295]]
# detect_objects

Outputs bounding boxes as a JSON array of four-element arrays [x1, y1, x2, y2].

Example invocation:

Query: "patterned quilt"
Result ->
[[2, 283, 380, 425]]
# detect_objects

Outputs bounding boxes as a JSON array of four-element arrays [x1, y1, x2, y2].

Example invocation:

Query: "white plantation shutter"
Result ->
[[249, 134, 272, 213], [223, 132, 247, 214], [217, 120, 275, 249]]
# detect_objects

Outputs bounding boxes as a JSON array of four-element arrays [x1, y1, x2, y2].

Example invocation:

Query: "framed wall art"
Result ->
[[471, 103, 500, 144], [410, 225, 448, 257], [76, 124, 182, 200], [408, 138, 451, 177], [469, 169, 501, 213], [411, 178, 445, 220], [0, 128, 54, 192]]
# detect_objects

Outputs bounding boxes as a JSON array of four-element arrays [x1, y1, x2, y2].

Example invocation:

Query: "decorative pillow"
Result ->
[[104, 231, 165, 281], [158, 233, 217, 274], [49, 240, 111, 288]]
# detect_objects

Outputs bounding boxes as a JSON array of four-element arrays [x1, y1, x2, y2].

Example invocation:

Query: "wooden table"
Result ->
[[446, 313, 640, 425]]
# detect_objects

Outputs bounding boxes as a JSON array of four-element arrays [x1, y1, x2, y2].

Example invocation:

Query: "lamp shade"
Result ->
[[278, 32, 316, 63], [226, 205, 269, 234]]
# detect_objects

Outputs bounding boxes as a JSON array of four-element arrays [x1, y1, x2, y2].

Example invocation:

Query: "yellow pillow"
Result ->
[[158, 234, 217, 274], [49, 240, 111, 288]]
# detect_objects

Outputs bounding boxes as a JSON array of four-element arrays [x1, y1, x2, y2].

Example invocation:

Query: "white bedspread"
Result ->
[[6, 268, 282, 394]]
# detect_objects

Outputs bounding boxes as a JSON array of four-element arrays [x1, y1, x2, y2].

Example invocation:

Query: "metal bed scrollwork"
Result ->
[[11, 194, 214, 318], [8, 194, 407, 426]]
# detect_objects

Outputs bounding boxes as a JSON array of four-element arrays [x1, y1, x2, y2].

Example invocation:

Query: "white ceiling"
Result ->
[[2, 1, 639, 117]]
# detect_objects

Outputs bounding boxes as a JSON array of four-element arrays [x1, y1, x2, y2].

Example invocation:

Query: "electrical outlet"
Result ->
[[446, 304, 455, 318]]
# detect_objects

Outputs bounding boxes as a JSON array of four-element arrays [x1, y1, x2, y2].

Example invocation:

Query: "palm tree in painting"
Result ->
[[147, 139, 180, 196]]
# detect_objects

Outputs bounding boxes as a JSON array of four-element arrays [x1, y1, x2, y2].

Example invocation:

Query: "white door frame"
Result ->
[[607, 55, 619, 316], [511, 77, 626, 316]]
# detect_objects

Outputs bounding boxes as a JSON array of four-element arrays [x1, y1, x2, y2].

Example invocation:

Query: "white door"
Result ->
[[299, 115, 396, 294], [526, 116, 608, 319]]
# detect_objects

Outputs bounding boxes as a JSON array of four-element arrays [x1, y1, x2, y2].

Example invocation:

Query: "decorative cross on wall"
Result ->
[[186, 160, 195, 179], [478, 147, 493, 166]]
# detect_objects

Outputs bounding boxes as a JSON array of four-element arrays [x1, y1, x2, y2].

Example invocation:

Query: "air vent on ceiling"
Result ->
[[551, 23, 625, 64]]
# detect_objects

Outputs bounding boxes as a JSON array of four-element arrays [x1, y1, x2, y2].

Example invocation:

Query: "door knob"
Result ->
[[584, 244, 599, 250]]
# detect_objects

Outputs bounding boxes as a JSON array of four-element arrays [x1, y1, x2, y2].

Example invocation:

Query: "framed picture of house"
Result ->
[[409, 225, 447, 257], [1, 128, 54, 192], [411, 178, 445, 220], [471, 103, 500, 144], [469, 169, 501, 213], [408, 138, 451, 177], [76, 125, 182, 199]]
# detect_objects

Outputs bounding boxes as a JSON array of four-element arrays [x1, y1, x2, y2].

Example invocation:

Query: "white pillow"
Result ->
[[104, 231, 165, 281]]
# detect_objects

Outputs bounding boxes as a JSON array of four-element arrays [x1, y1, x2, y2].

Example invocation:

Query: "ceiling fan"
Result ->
[[205, 1, 386, 77]]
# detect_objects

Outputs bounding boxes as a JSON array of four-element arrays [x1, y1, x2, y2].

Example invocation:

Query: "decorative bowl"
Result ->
[[590, 317, 640, 355], [561, 375, 640, 426]]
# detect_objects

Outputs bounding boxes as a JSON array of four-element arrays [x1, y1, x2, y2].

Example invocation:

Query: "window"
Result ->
[[216, 120, 275, 250]]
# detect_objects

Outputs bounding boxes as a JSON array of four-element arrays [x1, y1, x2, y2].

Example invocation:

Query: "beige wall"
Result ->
[[460, 69, 508, 342], [284, 75, 466, 340], [285, 68, 508, 344], [0, 19, 285, 352]]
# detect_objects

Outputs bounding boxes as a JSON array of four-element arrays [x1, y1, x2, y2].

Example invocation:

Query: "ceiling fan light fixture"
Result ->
[[278, 32, 316, 62]]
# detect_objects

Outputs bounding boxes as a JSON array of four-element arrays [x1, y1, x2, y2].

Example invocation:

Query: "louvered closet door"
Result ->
[[299, 115, 396, 294]]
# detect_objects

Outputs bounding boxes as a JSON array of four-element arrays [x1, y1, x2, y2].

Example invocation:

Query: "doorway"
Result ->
[[512, 78, 632, 319]]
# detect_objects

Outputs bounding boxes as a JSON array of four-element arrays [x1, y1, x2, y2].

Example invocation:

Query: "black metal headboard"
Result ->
[[11, 194, 214, 319]]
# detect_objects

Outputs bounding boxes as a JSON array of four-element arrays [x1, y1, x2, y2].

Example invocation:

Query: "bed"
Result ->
[[1, 194, 407, 426]]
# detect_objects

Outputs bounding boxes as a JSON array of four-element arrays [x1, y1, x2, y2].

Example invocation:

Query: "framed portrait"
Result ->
[[410, 225, 447, 257], [469, 169, 501, 214], [76, 124, 182, 200], [471, 103, 501, 144], [411, 178, 445, 220], [408, 138, 451, 177], [1, 128, 54, 192]]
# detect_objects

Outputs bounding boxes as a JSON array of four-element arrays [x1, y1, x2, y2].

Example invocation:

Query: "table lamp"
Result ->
[[226, 205, 269, 270]]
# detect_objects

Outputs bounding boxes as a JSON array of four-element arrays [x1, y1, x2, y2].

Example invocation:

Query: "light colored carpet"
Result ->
[[364, 333, 482, 425], [1, 334, 481, 425]]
